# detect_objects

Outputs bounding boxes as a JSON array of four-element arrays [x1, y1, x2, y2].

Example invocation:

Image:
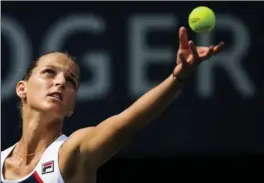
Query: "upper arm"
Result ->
[[79, 114, 137, 167], [58, 129, 89, 180], [61, 110, 144, 171]]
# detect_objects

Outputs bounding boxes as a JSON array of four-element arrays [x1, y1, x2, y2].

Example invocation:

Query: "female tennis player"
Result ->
[[1, 27, 224, 183]]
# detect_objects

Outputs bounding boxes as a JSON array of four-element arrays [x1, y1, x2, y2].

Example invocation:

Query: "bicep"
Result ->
[[79, 115, 136, 167]]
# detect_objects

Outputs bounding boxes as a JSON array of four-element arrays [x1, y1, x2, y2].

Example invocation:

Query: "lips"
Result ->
[[48, 92, 63, 101]]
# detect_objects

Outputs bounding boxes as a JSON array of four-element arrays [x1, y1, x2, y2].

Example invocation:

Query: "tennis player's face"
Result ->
[[23, 53, 79, 118]]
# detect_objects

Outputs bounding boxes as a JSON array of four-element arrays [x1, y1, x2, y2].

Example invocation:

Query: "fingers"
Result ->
[[199, 46, 213, 61], [179, 52, 187, 66], [199, 41, 224, 60], [206, 45, 214, 58], [208, 45, 214, 56], [189, 41, 199, 61], [178, 40, 224, 66], [179, 27, 189, 49], [212, 41, 225, 54]]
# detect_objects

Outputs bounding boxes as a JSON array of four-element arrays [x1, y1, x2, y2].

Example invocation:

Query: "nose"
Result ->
[[54, 73, 66, 88]]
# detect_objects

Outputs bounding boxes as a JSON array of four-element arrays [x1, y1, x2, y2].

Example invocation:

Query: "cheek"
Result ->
[[64, 90, 77, 107], [26, 79, 49, 101]]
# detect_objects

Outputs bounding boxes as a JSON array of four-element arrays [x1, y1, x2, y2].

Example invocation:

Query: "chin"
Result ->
[[42, 103, 65, 116]]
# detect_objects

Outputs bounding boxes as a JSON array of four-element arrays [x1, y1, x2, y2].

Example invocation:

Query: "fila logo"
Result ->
[[42, 160, 54, 174]]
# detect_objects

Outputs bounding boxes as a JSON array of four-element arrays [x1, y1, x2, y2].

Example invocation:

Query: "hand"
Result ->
[[173, 26, 224, 81]]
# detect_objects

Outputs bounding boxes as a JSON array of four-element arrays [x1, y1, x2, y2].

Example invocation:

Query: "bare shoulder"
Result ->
[[57, 115, 130, 182], [58, 127, 96, 181]]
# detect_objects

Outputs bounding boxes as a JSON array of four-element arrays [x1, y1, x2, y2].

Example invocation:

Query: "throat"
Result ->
[[14, 129, 62, 163]]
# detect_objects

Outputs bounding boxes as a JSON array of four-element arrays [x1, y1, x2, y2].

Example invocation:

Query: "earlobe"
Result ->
[[67, 110, 73, 117], [67, 101, 76, 117], [16, 81, 27, 99]]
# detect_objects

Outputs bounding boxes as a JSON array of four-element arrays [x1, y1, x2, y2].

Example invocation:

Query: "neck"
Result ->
[[14, 108, 63, 164]]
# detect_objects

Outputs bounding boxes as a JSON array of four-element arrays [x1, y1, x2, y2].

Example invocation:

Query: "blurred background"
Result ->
[[1, 1, 263, 180]]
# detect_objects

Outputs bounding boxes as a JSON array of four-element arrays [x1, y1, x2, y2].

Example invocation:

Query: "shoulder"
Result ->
[[58, 127, 95, 180], [1, 144, 16, 158], [1, 144, 16, 174], [61, 127, 95, 152]]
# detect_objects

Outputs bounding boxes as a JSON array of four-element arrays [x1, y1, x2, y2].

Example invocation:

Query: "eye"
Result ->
[[66, 77, 77, 89], [43, 68, 56, 76]]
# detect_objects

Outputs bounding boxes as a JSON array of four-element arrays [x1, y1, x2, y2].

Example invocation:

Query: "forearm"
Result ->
[[119, 74, 184, 129], [78, 27, 224, 168]]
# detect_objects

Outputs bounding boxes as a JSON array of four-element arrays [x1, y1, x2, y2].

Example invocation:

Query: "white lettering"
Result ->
[[1, 14, 256, 102], [41, 14, 110, 101], [196, 15, 255, 98], [128, 15, 177, 97], [1, 16, 31, 101], [79, 52, 110, 100]]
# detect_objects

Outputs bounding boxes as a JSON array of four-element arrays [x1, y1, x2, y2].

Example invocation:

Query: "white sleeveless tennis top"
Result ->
[[1, 134, 68, 183]]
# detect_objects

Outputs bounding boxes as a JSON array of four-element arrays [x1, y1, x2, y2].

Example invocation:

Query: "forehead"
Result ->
[[36, 53, 79, 76]]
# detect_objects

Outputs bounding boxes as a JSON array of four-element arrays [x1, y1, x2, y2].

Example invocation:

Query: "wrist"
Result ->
[[172, 73, 188, 83]]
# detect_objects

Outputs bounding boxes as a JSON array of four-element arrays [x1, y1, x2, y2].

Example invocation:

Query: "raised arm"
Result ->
[[75, 27, 224, 167]]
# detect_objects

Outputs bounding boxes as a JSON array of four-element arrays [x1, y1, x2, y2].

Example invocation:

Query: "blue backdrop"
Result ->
[[1, 1, 263, 157]]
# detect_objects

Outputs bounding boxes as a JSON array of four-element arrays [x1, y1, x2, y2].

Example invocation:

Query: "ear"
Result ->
[[16, 80, 27, 100], [67, 92, 77, 117], [66, 100, 76, 117], [67, 110, 74, 117]]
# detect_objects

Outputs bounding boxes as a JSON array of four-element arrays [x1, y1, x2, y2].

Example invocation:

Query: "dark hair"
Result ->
[[23, 51, 78, 81]]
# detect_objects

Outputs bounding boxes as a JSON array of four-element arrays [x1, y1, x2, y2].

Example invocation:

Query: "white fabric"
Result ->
[[1, 134, 68, 183]]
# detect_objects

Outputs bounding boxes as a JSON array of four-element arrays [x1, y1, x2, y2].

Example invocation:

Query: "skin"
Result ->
[[2, 27, 224, 183]]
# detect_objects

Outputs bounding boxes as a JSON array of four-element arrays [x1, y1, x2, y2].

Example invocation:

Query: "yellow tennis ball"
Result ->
[[188, 6, 216, 33]]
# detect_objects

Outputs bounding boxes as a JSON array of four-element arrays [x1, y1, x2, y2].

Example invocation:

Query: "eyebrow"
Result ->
[[44, 65, 78, 79], [69, 72, 78, 80]]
